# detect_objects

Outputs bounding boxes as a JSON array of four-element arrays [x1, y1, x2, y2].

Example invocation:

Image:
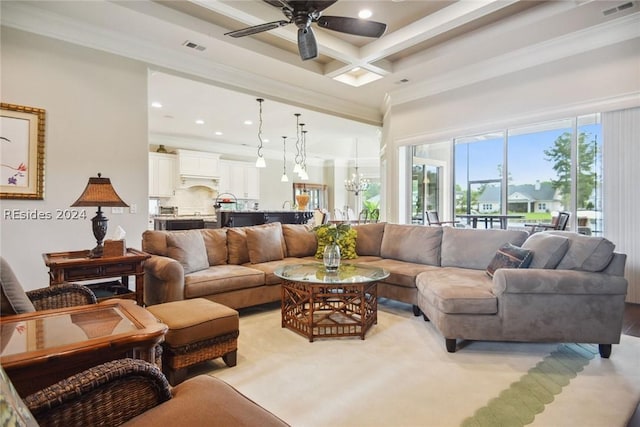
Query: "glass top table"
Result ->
[[275, 262, 389, 284], [275, 262, 389, 342]]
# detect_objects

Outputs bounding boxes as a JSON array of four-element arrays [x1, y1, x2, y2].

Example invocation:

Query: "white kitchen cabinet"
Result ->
[[177, 149, 219, 178], [149, 152, 176, 197], [219, 160, 260, 200]]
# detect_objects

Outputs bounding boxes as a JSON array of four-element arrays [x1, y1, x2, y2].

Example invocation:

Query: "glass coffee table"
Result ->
[[275, 262, 389, 342]]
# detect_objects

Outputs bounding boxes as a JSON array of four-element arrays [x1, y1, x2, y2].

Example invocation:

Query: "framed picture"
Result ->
[[1, 103, 45, 199]]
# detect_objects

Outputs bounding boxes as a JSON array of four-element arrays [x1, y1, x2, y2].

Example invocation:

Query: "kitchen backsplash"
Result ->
[[156, 186, 216, 216]]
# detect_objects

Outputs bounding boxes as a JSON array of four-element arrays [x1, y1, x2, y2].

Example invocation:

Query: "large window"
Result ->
[[453, 114, 602, 233]]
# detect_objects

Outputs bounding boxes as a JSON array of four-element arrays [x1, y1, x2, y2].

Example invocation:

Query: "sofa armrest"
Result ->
[[143, 255, 185, 305], [492, 268, 628, 296], [24, 359, 171, 426]]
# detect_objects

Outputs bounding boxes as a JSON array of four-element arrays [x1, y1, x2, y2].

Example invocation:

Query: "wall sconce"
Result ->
[[71, 173, 128, 258]]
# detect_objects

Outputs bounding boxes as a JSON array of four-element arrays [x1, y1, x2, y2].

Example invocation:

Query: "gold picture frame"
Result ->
[[1, 103, 45, 199]]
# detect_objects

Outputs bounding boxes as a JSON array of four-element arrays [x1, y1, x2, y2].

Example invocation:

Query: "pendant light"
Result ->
[[293, 113, 302, 174], [255, 98, 266, 168], [300, 129, 309, 181], [280, 136, 289, 182]]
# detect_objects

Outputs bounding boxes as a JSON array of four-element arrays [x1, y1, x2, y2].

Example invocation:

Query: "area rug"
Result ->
[[202, 300, 640, 427]]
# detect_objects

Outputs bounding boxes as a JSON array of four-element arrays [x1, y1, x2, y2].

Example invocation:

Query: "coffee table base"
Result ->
[[281, 280, 377, 342]]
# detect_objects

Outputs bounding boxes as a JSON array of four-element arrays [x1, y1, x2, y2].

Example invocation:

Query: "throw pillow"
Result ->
[[245, 222, 286, 264], [201, 229, 228, 266], [521, 232, 570, 269], [548, 231, 616, 272], [166, 230, 209, 274], [227, 227, 250, 265], [486, 243, 533, 278], [0, 257, 36, 315], [353, 222, 385, 257], [282, 224, 317, 257]]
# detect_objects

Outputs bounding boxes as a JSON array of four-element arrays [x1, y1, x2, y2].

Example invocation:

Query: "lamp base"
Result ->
[[89, 244, 104, 258]]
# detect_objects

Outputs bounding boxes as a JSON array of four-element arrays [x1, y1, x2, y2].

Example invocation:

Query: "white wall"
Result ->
[[384, 38, 640, 301], [0, 28, 149, 290]]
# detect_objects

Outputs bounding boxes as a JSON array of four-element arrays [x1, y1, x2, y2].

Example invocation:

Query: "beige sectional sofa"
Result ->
[[141, 222, 628, 357]]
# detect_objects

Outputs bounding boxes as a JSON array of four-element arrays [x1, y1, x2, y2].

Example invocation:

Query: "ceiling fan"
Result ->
[[224, 0, 387, 61]]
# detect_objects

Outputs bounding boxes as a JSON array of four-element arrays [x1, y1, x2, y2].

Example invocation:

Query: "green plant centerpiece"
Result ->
[[312, 223, 357, 260]]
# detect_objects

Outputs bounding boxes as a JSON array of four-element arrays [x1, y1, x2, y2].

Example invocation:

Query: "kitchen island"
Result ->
[[153, 211, 313, 230], [216, 210, 313, 228]]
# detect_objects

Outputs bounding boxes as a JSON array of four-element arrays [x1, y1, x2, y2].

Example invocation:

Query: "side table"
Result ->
[[42, 248, 150, 306]]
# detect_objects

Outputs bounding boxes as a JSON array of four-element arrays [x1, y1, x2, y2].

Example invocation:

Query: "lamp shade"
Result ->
[[71, 173, 129, 207]]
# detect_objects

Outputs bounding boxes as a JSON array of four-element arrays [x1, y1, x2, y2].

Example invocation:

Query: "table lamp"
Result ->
[[71, 173, 128, 258]]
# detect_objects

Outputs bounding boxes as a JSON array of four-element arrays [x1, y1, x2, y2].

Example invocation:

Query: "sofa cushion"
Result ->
[[548, 231, 616, 272], [141, 230, 169, 257], [226, 228, 250, 265], [521, 232, 570, 269], [416, 268, 496, 314], [247, 258, 308, 285], [282, 224, 317, 257], [0, 257, 35, 315], [380, 224, 442, 265], [363, 259, 440, 288], [183, 265, 265, 298], [200, 229, 228, 266], [441, 228, 528, 270], [166, 230, 209, 274], [486, 243, 532, 278], [353, 222, 385, 256], [246, 222, 286, 264]]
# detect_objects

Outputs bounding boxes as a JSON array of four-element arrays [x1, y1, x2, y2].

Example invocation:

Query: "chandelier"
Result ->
[[344, 140, 369, 196]]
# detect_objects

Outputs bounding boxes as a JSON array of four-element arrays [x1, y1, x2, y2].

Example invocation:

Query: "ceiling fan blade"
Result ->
[[263, 0, 291, 9], [298, 27, 318, 60], [288, 0, 337, 13], [316, 16, 387, 38], [224, 20, 290, 38]]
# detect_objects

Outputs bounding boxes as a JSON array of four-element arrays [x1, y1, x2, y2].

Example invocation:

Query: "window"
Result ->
[[453, 114, 602, 233]]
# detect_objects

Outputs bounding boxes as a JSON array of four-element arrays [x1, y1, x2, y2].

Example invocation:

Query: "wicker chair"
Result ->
[[9, 359, 289, 427], [1, 256, 97, 315]]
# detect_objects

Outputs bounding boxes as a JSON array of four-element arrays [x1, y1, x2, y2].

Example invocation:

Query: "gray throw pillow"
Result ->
[[486, 243, 533, 278], [548, 231, 616, 272], [166, 230, 209, 274], [521, 233, 570, 269], [0, 257, 35, 315]]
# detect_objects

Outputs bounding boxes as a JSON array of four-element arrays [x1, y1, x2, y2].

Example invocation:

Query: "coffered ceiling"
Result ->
[[2, 0, 638, 162]]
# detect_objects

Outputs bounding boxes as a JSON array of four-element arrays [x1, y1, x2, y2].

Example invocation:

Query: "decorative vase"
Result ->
[[156, 144, 168, 153], [323, 242, 341, 271], [295, 193, 310, 211]]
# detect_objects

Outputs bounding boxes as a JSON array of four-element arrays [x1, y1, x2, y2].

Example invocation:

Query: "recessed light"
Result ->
[[151, 102, 162, 108], [358, 9, 372, 19], [264, 138, 270, 143], [195, 119, 205, 125], [215, 131, 223, 136], [244, 120, 253, 125]]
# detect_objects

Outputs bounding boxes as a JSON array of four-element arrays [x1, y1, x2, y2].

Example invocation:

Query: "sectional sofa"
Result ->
[[141, 222, 628, 356]]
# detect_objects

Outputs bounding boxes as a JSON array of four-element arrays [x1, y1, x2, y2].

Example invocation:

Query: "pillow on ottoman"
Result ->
[[521, 232, 570, 269], [486, 243, 532, 278], [166, 230, 209, 274]]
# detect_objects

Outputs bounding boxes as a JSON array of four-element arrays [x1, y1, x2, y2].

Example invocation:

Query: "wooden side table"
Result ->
[[0, 299, 167, 396], [42, 248, 150, 306]]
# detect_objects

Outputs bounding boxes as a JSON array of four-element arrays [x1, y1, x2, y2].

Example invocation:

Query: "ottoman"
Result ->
[[146, 298, 239, 385]]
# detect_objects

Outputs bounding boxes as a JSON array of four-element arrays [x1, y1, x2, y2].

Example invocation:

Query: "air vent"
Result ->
[[602, 2, 635, 16], [182, 40, 206, 51]]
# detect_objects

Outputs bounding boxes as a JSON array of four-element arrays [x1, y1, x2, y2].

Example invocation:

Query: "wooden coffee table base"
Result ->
[[281, 280, 377, 342]]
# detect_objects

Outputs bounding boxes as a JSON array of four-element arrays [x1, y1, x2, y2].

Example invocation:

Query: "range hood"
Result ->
[[178, 176, 217, 190]]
